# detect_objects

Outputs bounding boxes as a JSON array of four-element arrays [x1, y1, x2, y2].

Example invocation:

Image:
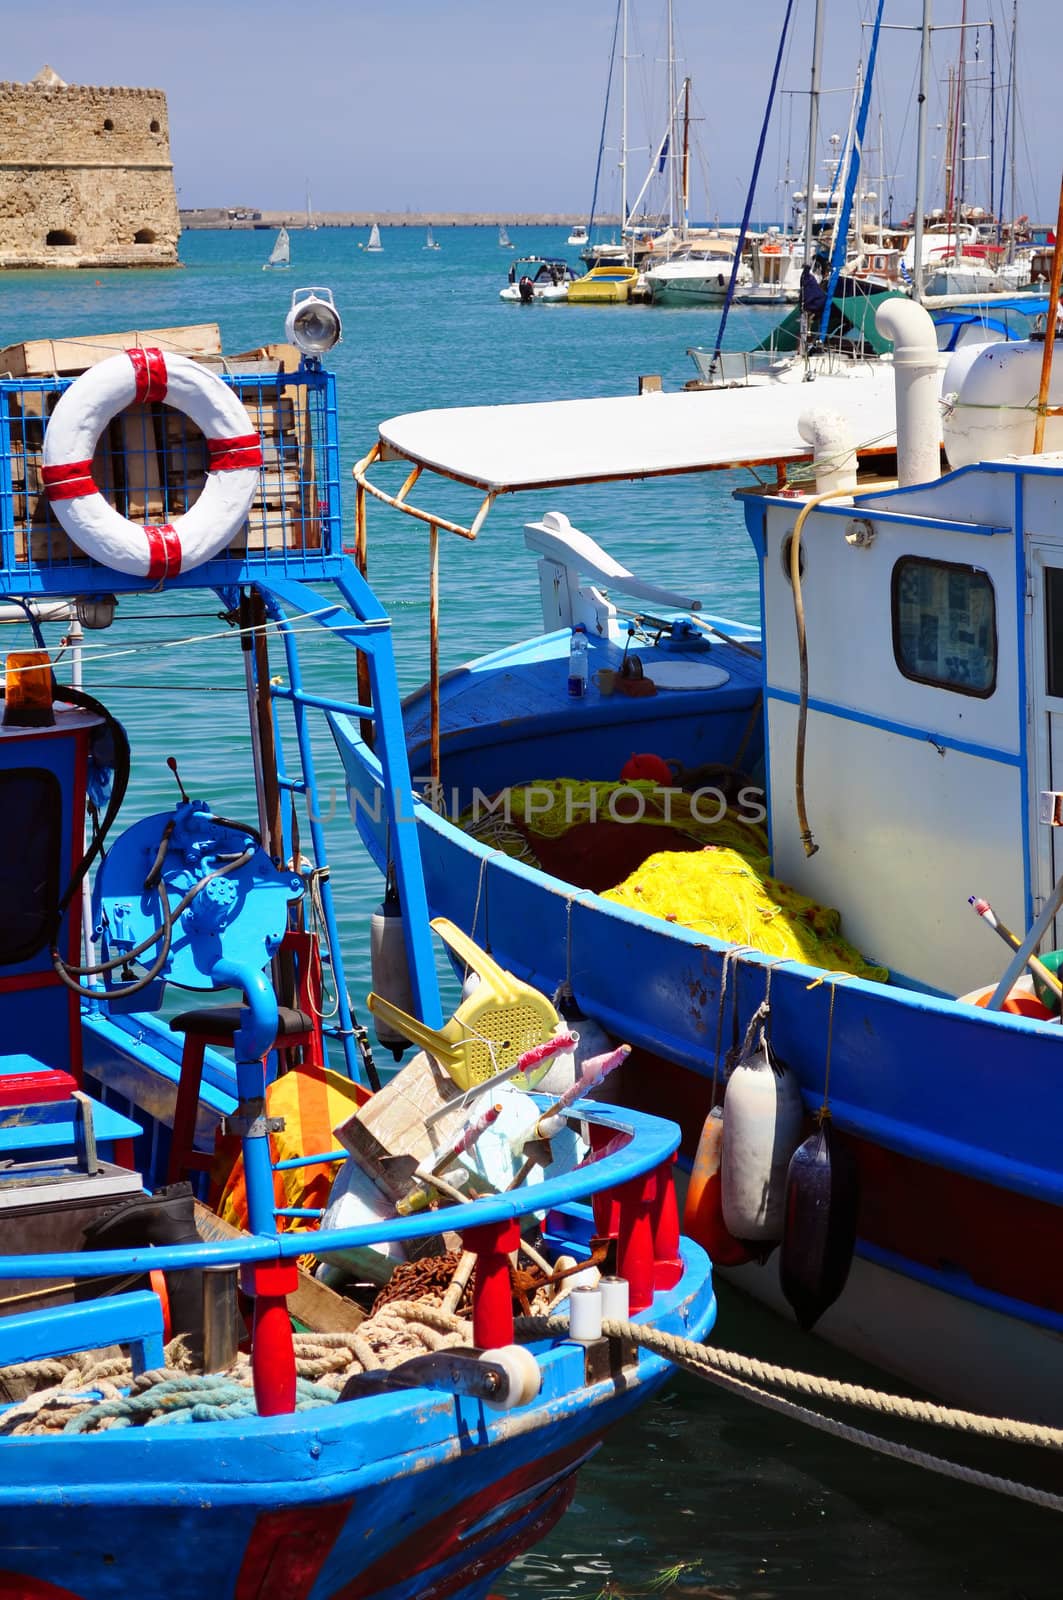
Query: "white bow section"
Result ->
[[525, 510, 701, 634]]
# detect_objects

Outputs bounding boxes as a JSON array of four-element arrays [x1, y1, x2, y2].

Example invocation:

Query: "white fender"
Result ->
[[42, 347, 262, 578], [720, 1041, 804, 1243]]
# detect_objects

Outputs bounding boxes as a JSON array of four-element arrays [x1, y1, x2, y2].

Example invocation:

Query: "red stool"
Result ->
[[166, 929, 323, 1184]]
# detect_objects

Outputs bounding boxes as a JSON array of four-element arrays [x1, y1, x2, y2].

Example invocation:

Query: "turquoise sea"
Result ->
[[0, 226, 1057, 1598]]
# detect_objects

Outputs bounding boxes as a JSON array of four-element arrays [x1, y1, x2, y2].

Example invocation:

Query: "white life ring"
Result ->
[[42, 347, 262, 579]]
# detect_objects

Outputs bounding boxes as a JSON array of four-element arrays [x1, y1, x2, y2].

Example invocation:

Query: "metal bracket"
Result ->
[[222, 1114, 286, 1138]]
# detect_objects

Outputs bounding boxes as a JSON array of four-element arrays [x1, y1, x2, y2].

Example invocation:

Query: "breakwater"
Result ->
[[180, 208, 616, 231]]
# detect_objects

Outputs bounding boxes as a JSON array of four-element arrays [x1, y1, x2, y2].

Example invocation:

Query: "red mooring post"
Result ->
[[247, 1261, 299, 1415], [588, 1125, 622, 1239], [617, 1171, 656, 1313], [650, 1155, 683, 1290], [463, 1217, 521, 1348]]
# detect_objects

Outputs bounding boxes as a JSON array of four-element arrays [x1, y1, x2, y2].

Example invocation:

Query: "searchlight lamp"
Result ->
[[285, 287, 342, 358]]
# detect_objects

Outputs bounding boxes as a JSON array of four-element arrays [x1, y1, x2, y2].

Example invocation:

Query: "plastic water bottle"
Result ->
[[567, 624, 589, 698]]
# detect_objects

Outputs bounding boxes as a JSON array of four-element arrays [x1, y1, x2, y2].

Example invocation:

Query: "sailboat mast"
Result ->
[[1009, 0, 1017, 256], [802, 0, 825, 269], [912, 0, 933, 302], [667, 0, 677, 230], [621, 0, 629, 228], [681, 76, 691, 235]]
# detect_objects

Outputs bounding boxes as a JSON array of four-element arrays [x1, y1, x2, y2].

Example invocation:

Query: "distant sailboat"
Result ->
[[498, 224, 513, 248], [366, 223, 383, 252], [424, 225, 441, 251], [263, 225, 290, 270], [306, 184, 317, 231]]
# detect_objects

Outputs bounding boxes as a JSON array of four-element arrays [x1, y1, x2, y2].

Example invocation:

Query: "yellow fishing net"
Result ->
[[467, 779, 770, 868], [603, 846, 888, 982]]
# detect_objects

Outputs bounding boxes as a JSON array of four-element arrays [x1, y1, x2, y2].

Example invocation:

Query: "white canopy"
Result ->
[[377, 368, 901, 493]]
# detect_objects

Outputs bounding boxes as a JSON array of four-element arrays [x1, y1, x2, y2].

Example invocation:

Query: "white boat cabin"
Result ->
[[750, 452, 1063, 998]]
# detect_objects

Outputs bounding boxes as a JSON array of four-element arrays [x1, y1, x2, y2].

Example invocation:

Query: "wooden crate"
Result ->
[[0, 324, 222, 378]]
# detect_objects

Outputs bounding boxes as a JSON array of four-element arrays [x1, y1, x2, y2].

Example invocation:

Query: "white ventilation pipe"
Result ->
[[797, 409, 858, 494], [875, 298, 941, 487]]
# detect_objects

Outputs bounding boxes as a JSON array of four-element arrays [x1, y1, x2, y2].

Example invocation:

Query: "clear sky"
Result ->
[[7, 0, 1059, 222]]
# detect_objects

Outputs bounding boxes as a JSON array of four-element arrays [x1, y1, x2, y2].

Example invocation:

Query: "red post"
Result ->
[[617, 1171, 656, 1313], [588, 1125, 621, 1238], [650, 1156, 683, 1290], [246, 1261, 299, 1415], [462, 1217, 520, 1349]]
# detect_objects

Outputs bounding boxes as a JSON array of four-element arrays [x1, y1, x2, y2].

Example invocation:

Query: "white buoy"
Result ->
[[369, 877, 417, 1058], [721, 1023, 804, 1244]]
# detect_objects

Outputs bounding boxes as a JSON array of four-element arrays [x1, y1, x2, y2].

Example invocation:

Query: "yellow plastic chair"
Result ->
[[367, 918, 560, 1090]]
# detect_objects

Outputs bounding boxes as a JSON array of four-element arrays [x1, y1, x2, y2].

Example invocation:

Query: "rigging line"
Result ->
[[14, 611, 344, 676], [587, 0, 623, 236], [40, 602, 337, 659]]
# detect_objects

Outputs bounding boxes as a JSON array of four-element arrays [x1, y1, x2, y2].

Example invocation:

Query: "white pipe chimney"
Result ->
[[875, 298, 941, 487]]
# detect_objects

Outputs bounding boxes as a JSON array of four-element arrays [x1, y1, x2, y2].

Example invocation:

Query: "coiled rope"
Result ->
[[514, 1316, 1063, 1513], [0, 1302, 470, 1437]]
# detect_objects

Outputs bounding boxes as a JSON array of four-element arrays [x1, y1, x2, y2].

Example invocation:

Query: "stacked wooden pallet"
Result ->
[[0, 324, 320, 566]]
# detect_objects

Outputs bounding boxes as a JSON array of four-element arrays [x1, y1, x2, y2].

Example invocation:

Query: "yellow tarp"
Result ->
[[603, 846, 888, 982]]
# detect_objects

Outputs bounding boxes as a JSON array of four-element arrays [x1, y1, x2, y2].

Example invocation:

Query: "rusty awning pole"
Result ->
[[1033, 169, 1063, 456], [429, 520, 440, 790]]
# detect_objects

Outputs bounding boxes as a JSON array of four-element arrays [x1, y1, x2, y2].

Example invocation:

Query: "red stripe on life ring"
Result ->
[[128, 346, 168, 405], [42, 459, 97, 501], [144, 522, 182, 581], [207, 433, 264, 471]]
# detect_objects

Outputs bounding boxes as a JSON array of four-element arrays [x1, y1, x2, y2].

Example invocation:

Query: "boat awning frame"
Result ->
[[352, 376, 903, 542]]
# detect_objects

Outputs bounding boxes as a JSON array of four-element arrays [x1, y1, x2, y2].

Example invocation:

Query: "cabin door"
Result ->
[[1027, 544, 1063, 939]]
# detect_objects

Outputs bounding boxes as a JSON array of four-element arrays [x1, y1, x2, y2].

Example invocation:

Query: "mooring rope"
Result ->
[[514, 1317, 1063, 1513]]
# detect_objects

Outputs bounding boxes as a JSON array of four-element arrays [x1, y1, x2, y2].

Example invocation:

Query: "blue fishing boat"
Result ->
[[0, 294, 715, 1596], [341, 294, 1063, 1427]]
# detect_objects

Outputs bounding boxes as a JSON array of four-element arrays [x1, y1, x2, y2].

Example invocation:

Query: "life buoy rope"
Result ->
[[42, 348, 263, 580]]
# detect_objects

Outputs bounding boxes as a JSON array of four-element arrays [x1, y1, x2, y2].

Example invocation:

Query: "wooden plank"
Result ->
[[118, 404, 165, 521], [192, 1201, 366, 1333], [0, 324, 223, 378], [334, 1051, 470, 1205]]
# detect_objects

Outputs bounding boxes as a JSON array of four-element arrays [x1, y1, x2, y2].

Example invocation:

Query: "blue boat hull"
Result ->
[[334, 719, 1063, 1424], [0, 1244, 713, 1600]]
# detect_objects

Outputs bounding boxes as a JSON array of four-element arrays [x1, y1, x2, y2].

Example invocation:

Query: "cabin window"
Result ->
[[1044, 568, 1063, 698], [0, 768, 62, 965], [891, 556, 996, 697]]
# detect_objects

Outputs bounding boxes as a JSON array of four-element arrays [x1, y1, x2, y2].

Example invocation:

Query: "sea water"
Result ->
[[0, 227, 1056, 1598]]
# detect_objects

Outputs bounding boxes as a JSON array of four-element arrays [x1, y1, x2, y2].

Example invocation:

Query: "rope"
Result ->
[[0, 1303, 471, 1436], [514, 1316, 1063, 1512]]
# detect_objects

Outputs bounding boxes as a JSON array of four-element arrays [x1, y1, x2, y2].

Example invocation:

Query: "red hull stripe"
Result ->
[[207, 434, 263, 471], [235, 1500, 354, 1600], [144, 523, 182, 581], [128, 346, 168, 405], [42, 459, 96, 501]]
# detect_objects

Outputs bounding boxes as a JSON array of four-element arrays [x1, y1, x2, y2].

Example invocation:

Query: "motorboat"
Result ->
[[500, 257, 579, 304]]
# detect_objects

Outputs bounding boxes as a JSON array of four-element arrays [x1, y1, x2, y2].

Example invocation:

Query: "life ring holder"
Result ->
[[42, 347, 262, 579]]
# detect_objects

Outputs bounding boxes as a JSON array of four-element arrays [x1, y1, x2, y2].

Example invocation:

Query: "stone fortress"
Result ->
[[0, 66, 179, 269]]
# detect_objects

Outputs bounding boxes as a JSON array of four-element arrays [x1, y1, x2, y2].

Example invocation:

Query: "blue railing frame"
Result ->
[[0, 1100, 679, 1280]]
